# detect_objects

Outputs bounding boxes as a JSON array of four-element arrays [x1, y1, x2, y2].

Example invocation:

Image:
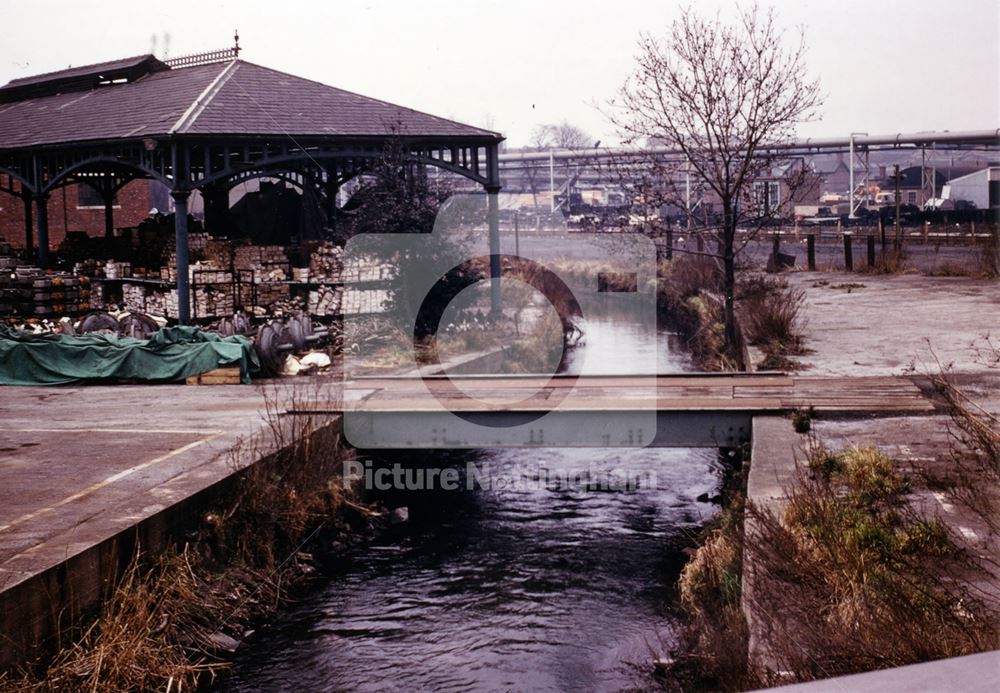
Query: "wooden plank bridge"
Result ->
[[318, 373, 934, 448]]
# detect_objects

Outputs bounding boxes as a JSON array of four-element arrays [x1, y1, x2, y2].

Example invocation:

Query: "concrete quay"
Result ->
[[745, 271, 999, 690], [0, 381, 340, 670]]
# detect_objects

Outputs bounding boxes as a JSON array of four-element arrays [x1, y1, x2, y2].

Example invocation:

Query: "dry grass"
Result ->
[[859, 247, 909, 275], [737, 274, 807, 370], [3, 384, 375, 692], [743, 444, 1000, 686], [656, 255, 739, 371], [3, 550, 227, 692]]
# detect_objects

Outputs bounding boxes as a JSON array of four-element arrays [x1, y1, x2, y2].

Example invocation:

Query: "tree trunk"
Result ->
[[722, 200, 738, 361]]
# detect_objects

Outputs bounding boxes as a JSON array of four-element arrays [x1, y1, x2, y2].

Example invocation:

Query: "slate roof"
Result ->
[[0, 57, 500, 150]]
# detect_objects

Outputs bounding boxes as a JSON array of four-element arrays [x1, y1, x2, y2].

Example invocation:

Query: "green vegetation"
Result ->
[[743, 444, 1000, 686]]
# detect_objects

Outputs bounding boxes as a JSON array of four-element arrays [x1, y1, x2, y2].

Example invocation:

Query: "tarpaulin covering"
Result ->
[[0, 325, 259, 385]]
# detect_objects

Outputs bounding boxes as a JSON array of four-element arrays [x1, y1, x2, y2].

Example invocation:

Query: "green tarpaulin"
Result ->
[[0, 325, 259, 385]]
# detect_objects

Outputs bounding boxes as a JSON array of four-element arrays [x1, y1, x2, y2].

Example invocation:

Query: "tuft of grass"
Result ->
[[737, 273, 808, 370], [4, 550, 226, 692], [791, 406, 815, 434], [743, 443, 1000, 684]]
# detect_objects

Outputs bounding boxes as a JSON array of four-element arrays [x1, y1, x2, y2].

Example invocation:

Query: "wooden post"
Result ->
[[923, 223, 929, 244], [843, 233, 853, 271], [807, 234, 816, 270], [893, 164, 903, 253], [971, 220, 977, 245], [994, 226, 1000, 277], [772, 233, 780, 263], [867, 234, 876, 267]]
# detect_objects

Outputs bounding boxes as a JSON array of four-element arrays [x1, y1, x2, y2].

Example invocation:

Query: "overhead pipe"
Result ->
[[497, 129, 1000, 164]]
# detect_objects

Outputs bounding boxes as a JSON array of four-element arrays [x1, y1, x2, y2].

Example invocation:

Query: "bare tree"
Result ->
[[531, 121, 593, 150], [610, 4, 821, 352]]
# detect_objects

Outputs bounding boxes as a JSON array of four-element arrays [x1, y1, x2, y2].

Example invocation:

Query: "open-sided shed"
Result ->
[[0, 46, 504, 322]]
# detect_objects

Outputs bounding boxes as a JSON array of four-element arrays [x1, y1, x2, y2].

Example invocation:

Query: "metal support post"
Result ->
[[103, 191, 115, 239], [35, 193, 49, 268], [172, 190, 192, 324], [487, 188, 501, 313], [21, 192, 33, 260], [548, 151, 555, 213]]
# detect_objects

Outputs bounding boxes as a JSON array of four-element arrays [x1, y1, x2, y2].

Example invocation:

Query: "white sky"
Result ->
[[2, 0, 998, 147]]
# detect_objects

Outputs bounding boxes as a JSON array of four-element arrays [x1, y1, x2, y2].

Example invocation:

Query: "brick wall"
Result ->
[[0, 179, 153, 250]]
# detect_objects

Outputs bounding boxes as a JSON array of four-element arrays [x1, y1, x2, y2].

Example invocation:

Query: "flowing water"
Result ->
[[223, 312, 722, 692]]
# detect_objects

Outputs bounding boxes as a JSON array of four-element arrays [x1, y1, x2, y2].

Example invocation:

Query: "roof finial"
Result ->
[[233, 29, 241, 57]]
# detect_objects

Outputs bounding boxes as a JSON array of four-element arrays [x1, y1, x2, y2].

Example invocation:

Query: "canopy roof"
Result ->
[[0, 55, 500, 149]]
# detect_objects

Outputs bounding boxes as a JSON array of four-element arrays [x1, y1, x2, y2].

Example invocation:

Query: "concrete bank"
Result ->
[[743, 271, 999, 688], [0, 379, 342, 671]]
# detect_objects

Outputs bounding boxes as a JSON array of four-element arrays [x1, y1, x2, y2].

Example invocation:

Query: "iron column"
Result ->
[[171, 190, 192, 324], [21, 192, 33, 260], [35, 193, 49, 268]]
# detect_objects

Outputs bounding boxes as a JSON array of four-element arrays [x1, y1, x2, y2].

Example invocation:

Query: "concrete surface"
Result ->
[[0, 380, 341, 669], [745, 271, 1000, 688], [786, 272, 1000, 379], [750, 649, 1000, 693]]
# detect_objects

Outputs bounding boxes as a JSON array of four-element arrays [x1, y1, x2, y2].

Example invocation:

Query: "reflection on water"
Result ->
[[223, 312, 721, 693]]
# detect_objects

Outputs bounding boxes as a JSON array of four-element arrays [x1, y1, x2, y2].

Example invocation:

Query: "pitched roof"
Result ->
[[1, 54, 167, 92], [0, 58, 500, 150]]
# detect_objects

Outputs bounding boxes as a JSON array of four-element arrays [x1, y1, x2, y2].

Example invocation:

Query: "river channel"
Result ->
[[223, 311, 722, 692]]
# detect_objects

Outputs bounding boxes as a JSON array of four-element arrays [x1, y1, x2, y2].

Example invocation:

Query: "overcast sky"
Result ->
[[2, 0, 997, 147]]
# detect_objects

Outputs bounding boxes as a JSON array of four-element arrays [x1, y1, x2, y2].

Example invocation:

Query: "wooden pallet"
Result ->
[[185, 366, 242, 385]]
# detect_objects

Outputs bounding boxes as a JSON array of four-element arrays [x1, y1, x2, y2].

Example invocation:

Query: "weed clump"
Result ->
[[737, 273, 808, 369], [656, 255, 741, 370], [744, 444, 999, 684]]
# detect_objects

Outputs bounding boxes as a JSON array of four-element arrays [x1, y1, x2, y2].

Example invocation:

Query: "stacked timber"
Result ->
[[342, 256, 394, 283], [186, 366, 241, 385], [192, 284, 234, 318], [307, 285, 343, 316], [308, 242, 344, 282], [341, 288, 388, 315], [233, 245, 290, 309]]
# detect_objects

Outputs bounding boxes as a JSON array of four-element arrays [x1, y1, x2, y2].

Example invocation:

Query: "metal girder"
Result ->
[[343, 410, 753, 449]]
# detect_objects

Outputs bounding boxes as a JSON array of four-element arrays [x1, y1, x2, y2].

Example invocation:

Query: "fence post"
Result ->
[[867, 234, 876, 267], [994, 226, 1000, 277], [844, 233, 853, 271], [807, 234, 816, 270]]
